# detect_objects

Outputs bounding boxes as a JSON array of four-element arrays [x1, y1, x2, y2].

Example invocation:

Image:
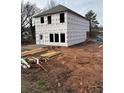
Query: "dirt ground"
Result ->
[[21, 41, 103, 93]]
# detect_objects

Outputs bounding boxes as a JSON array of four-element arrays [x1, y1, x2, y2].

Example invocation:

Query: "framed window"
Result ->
[[60, 33, 65, 42], [40, 35, 43, 40], [60, 13, 65, 23], [47, 16, 51, 24], [40, 17, 44, 23], [49, 34, 54, 42], [55, 34, 59, 42]]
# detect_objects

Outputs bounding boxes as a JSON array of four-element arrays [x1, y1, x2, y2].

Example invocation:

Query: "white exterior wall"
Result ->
[[34, 12, 68, 46], [67, 12, 89, 46]]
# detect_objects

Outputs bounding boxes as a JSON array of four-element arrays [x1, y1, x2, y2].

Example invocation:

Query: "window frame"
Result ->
[[40, 17, 44, 23], [40, 35, 43, 40], [49, 34, 54, 42], [47, 16, 51, 24], [60, 13, 65, 23], [55, 33, 59, 42], [60, 33, 65, 43]]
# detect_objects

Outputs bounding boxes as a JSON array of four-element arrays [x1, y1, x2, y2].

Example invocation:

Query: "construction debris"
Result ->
[[22, 56, 48, 72], [21, 58, 30, 69], [99, 44, 103, 48], [21, 48, 48, 57], [31, 57, 48, 72], [21, 47, 61, 72], [26, 57, 40, 64], [40, 50, 61, 58]]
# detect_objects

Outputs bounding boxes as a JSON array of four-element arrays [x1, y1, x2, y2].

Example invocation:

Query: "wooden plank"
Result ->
[[40, 51, 61, 58], [21, 48, 48, 57]]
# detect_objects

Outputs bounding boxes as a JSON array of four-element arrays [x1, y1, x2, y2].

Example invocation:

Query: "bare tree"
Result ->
[[45, 0, 57, 10], [21, 1, 40, 41], [48, 0, 56, 8]]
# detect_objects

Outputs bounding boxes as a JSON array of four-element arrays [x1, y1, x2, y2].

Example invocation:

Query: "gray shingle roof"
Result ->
[[34, 4, 89, 21]]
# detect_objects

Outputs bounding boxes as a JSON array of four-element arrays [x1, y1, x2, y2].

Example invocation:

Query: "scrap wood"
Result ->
[[40, 50, 61, 58], [99, 45, 103, 48], [21, 48, 48, 57], [21, 58, 30, 68], [37, 63, 48, 72], [25, 56, 40, 64], [24, 56, 48, 72], [42, 57, 50, 62], [21, 64, 28, 69]]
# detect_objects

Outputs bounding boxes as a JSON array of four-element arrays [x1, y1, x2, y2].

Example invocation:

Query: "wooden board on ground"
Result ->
[[21, 48, 48, 57], [40, 50, 61, 58]]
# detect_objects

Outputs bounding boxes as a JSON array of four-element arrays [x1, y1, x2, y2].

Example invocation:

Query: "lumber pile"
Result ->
[[21, 48, 48, 57], [40, 50, 61, 58]]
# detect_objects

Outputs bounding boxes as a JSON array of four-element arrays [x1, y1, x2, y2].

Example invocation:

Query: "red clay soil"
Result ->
[[21, 41, 103, 93]]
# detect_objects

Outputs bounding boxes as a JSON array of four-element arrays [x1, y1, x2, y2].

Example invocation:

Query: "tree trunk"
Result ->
[[30, 19, 36, 40]]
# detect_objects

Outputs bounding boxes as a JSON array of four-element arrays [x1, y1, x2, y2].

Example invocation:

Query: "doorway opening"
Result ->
[[60, 33, 65, 43], [55, 34, 59, 42], [50, 34, 54, 42]]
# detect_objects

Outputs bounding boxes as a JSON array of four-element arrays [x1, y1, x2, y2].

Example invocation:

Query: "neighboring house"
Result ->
[[33, 4, 90, 46]]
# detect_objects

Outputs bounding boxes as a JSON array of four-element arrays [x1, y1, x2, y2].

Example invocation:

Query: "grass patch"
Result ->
[[34, 80, 46, 92], [37, 80, 46, 87]]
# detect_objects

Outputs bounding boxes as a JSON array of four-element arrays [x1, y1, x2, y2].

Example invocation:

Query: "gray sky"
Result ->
[[23, 0, 103, 25]]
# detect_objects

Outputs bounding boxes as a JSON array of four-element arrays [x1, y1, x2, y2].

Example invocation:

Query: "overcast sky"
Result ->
[[23, 0, 103, 25]]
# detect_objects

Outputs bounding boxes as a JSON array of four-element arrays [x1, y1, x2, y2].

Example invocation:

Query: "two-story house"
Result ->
[[33, 4, 90, 46]]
